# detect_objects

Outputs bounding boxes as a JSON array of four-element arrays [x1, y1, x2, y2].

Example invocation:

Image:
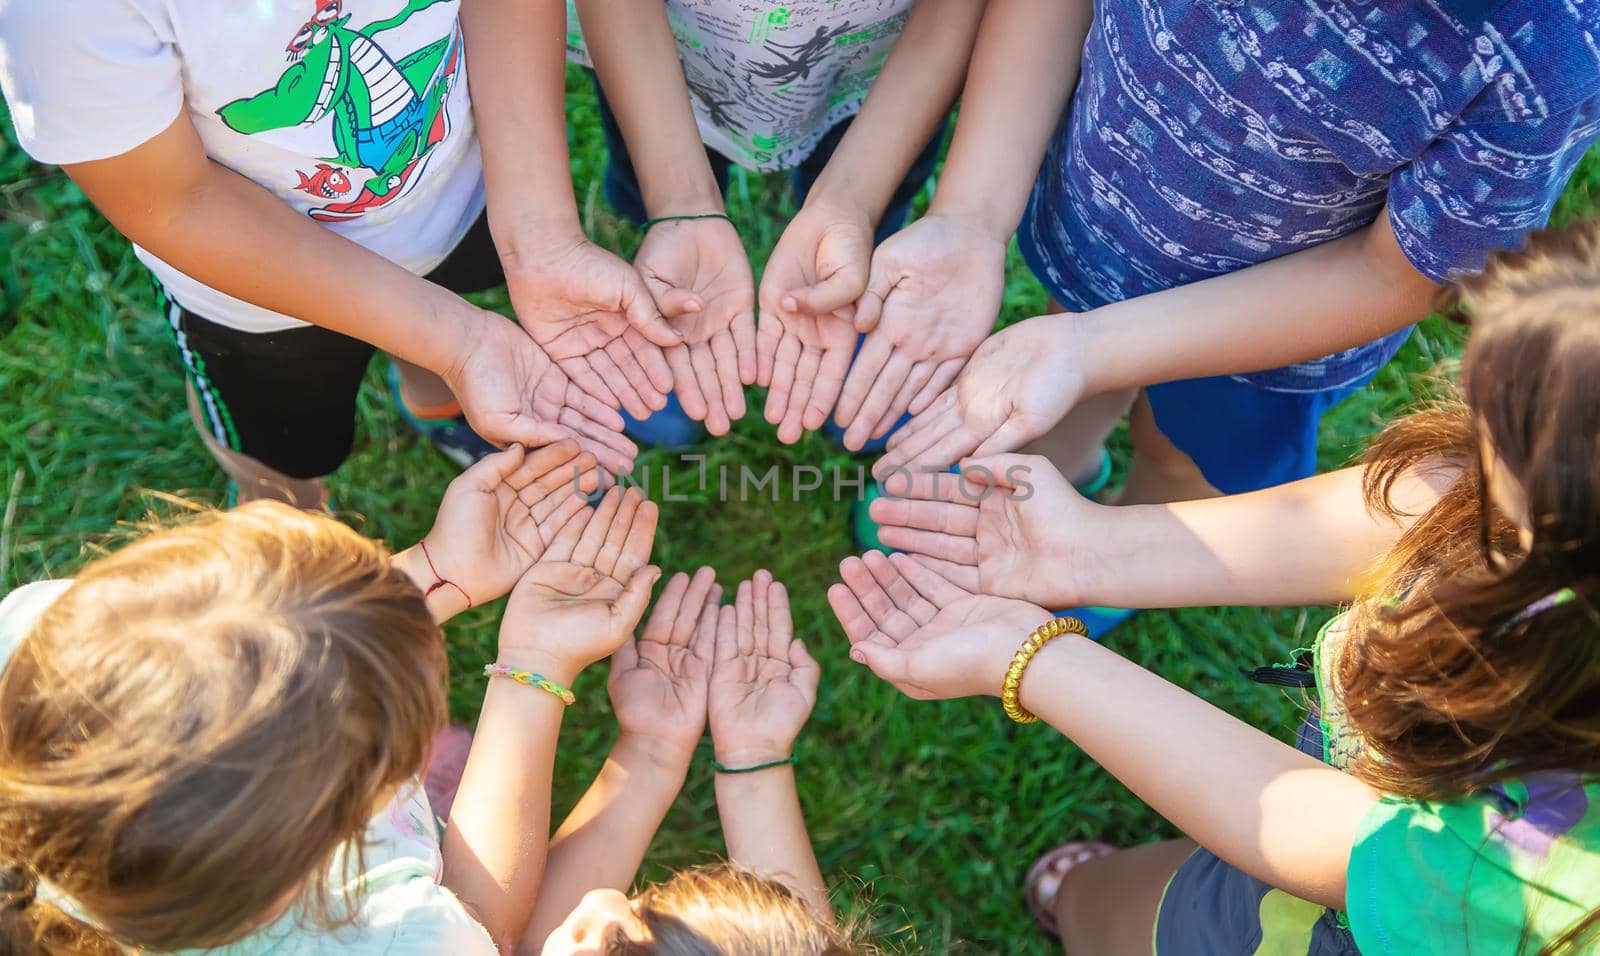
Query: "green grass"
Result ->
[[3, 72, 1598, 953]]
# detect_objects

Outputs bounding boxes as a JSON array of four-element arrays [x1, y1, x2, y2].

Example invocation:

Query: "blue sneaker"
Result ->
[[387, 365, 496, 469], [621, 393, 708, 449]]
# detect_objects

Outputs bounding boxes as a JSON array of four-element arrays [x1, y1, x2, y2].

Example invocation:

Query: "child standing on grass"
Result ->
[[0, 0, 676, 507], [567, 0, 983, 446], [859, 0, 1600, 507], [529, 567, 868, 955], [0, 442, 671, 954], [840, 222, 1600, 953]]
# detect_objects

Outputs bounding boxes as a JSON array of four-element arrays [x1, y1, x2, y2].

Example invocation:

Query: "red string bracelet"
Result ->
[[418, 540, 472, 609]]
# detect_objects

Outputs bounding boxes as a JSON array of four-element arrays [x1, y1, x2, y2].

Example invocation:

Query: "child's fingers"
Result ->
[[732, 311, 759, 386], [542, 500, 594, 563], [842, 350, 910, 450], [613, 499, 659, 580], [691, 344, 730, 436], [958, 452, 1047, 491], [891, 552, 974, 606], [869, 494, 979, 537], [594, 490, 643, 577], [765, 578, 792, 657], [665, 344, 709, 423], [762, 332, 801, 423], [528, 455, 598, 523], [624, 282, 687, 348], [588, 347, 652, 421], [898, 555, 981, 593], [604, 336, 668, 414], [754, 312, 782, 387], [509, 440, 581, 500], [776, 347, 817, 444], [643, 571, 691, 644], [712, 603, 740, 668], [535, 494, 590, 551], [690, 590, 721, 668], [827, 582, 879, 645], [849, 639, 912, 687], [834, 332, 892, 432], [862, 550, 937, 626], [908, 359, 965, 418], [875, 527, 980, 566], [570, 488, 622, 568], [805, 335, 851, 434], [735, 578, 755, 656], [710, 330, 746, 423], [839, 556, 919, 640], [622, 327, 676, 397], [673, 567, 719, 647], [873, 405, 959, 480], [614, 565, 663, 633], [751, 570, 772, 655], [558, 355, 623, 413], [459, 442, 527, 493], [884, 388, 954, 451]]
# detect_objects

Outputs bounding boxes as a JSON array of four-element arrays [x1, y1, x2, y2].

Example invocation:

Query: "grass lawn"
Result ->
[[4, 72, 1599, 953]]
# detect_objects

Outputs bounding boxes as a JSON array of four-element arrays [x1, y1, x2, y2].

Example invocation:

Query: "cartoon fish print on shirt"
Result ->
[[294, 163, 353, 199], [217, 0, 464, 222]]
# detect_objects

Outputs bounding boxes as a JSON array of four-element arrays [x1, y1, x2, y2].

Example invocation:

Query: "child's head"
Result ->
[[544, 864, 874, 955], [0, 502, 447, 955], [1348, 220, 1600, 800]]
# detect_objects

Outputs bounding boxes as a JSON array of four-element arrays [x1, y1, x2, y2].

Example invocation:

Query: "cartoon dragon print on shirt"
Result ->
[[217, 0, 463, 222]]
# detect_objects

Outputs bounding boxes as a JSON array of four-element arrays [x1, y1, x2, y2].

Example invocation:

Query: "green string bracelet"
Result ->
[[641, 212, 734, 231], [712, 754, 797, 775]]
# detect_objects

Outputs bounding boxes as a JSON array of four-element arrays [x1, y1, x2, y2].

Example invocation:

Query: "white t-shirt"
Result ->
[[0, 0, 485, 333], [566, 0, 915, 172], [0, 581, 497, 955]]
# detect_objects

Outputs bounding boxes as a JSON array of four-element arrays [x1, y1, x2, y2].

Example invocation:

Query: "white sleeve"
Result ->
[[0, 0, 184, 164], [366, 873, 501, 955]]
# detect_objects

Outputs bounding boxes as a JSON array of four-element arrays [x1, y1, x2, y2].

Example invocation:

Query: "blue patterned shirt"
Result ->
[[1018, 0, 1600, 392]]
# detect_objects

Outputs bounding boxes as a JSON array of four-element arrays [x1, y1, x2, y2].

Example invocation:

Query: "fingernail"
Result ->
[[850, 648, 865, 664]]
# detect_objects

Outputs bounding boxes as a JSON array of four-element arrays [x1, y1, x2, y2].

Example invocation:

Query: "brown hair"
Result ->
[[1341, 221, 1600, 953], [607, 865, 878, 956], [0, 502, 447, 955]]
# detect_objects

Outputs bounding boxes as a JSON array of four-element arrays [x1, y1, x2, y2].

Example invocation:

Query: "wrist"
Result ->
[[392, 545, 470, 623], [488, 203, 585, 267], [612, 732, 697, 779], [711, 743, 795, 767], [488, 649, 584, 690], [922, 201, 1014, 245]]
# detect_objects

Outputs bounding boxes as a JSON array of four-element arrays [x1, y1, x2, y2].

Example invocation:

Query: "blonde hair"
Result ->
[[0, 502, 447, 954], [608, 865, 878, 956]]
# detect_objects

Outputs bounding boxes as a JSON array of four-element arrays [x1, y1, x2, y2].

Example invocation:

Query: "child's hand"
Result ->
[[411, 442, 603, 614], [503, 235, 681, 422], [867, 454, 1105, 609], [607, 566, 721, 770], [833, 213, 1007, 450], [445, 312, 640, 475], [755, 202, 870, 443], [634, 218, 757, 436], [498, 487, 662, 683], [707, 571, 820, 766], [828, 551, 1053, 700], [871, 314, 1086, 480]]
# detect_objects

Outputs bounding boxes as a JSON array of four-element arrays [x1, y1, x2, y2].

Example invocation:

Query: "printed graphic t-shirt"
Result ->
[[565, 0, 913, 172], [1315, 614, 1600, 954], [0, 0, 485, 333], [0, 580, 497, 954], [1019, 0, 1600, 393]]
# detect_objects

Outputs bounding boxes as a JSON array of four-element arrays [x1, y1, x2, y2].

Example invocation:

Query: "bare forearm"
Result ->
[[574, 0, 721, 216], [69, 150, 476, 374], [391, 546, 472, 622], [929, 0, 1093, 237], [805, 0, 984, 223], [1070, 216, 1440, 394], [1069, 463, 1450, 608], [1020, 638, 1377, 910], [518, 735, 688, 953], [442, 667, 573, 952], [462, 0, 585, 254], [714, 769, 831, 918]]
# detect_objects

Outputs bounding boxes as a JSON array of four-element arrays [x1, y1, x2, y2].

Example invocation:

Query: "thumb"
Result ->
[[848, 640, 910, 686], [854, 258, 893, 333], [477, 415, 575, 452], [460, 442, 527, 492], [611, 634, 640, 674], [651, 285, 705, 319], [622, 277, 686, 348], [783, 267, 866, 317], [614, 564, 663, 631], [957, 452, 1046, 490]]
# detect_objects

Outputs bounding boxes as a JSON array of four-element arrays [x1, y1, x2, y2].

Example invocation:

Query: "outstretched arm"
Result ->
[[707, 573, 829, 917], [517, 568, 722, 953], [833, 553, 1378, 913]]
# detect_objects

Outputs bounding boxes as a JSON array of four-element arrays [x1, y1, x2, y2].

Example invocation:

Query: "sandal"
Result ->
[[1024, 840, 1119, 938]]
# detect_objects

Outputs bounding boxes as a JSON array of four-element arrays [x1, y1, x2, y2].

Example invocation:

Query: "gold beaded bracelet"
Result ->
[[1001, 616, 1089, 724]]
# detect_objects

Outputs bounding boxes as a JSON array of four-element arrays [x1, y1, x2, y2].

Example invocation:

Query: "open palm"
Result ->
[[708, 570, 819, 764], [828, 551, 1051, 701], [499, 487, 661, 676], [609, 566, 721, 759]]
